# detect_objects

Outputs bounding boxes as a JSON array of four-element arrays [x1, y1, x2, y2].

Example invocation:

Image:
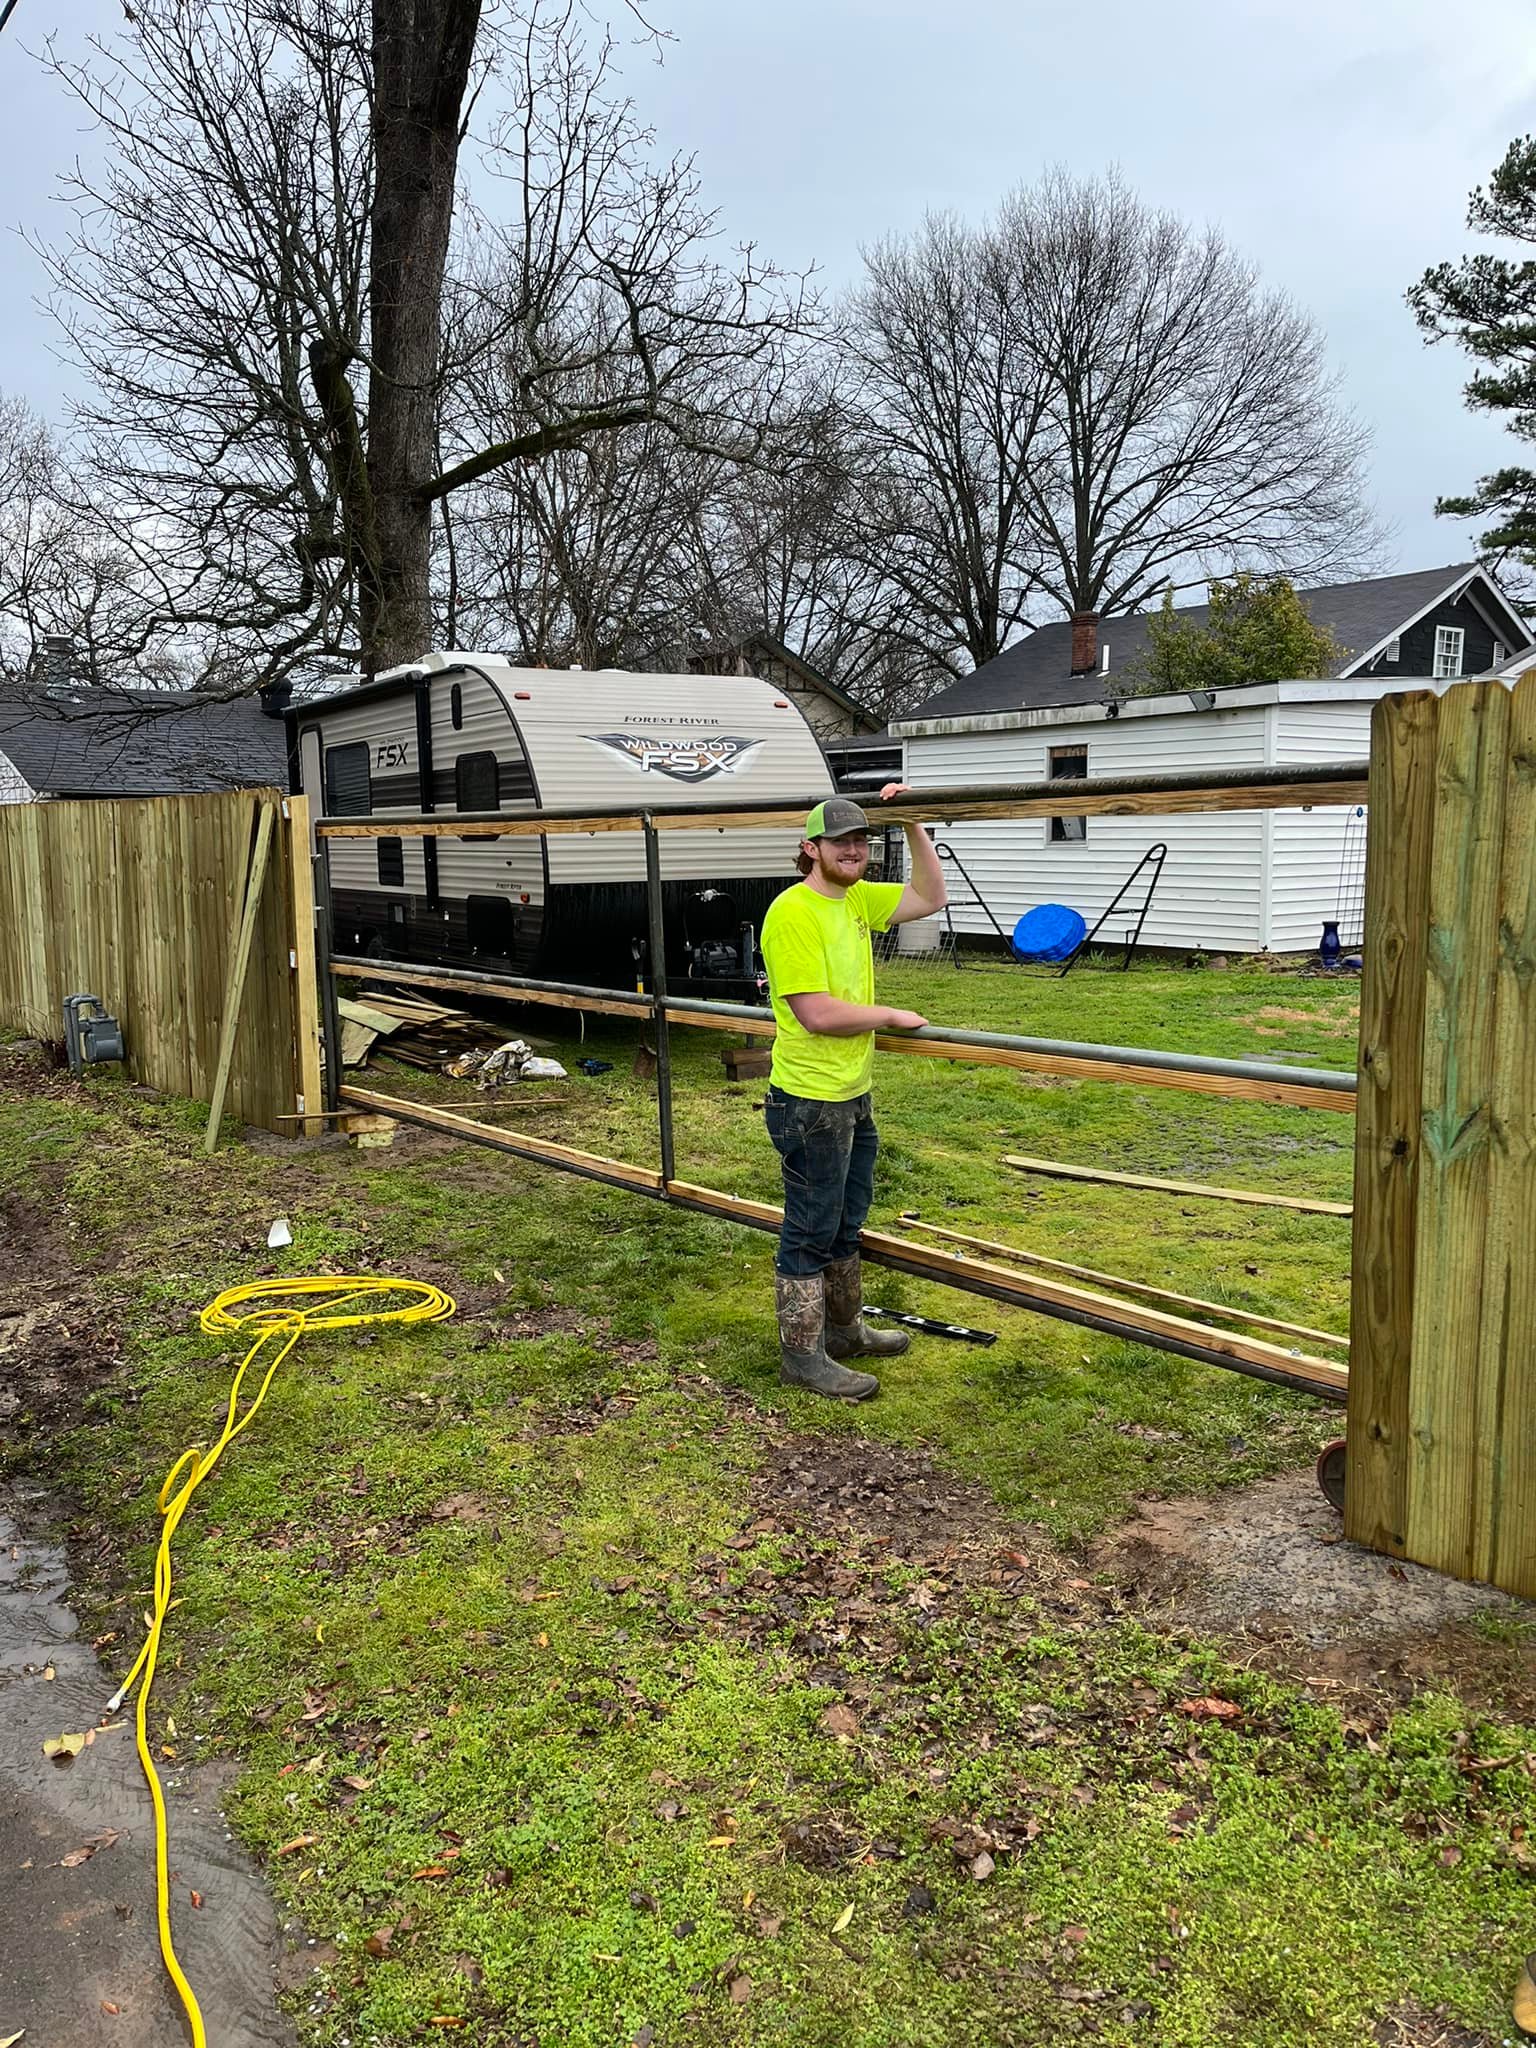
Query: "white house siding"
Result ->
[[1266, 701, 1374, 951], [902, 706, 1270, 954], [0, 748, 33, 803]]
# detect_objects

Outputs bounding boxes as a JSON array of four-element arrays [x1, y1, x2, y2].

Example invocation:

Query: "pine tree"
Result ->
[[1410, 137, 1536, 574]]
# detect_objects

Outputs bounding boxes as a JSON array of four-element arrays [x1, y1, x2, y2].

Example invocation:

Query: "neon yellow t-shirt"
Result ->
[[760, 878, 906, 1100]]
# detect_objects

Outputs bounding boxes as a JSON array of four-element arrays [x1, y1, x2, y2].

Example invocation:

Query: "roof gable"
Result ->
[[901, 563, 1532, 727]]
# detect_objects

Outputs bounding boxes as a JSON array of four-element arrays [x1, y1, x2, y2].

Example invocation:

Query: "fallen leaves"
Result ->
[[275, 1834, 319, 1857], [968, 1850, 996, 1882], [41, 1730, 91, 1762], [59, 1830, 122, 1869], [830, 1902, 855, 1934], [1175, 1697, 1242, 1722], [819, 1703, 860, 1741]]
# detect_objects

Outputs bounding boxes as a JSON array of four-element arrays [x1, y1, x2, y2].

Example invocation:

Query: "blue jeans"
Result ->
[[765, 1086, 878, 1276]]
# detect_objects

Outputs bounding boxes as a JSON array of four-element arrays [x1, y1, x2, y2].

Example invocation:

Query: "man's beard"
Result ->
[[814, 842, 867, 889]]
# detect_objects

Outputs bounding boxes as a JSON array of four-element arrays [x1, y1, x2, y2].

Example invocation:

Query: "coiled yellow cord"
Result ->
[[109, 1275, 456, 2048]]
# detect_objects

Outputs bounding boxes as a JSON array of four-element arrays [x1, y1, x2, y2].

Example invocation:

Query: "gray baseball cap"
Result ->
[[804, 796, 870, 839]]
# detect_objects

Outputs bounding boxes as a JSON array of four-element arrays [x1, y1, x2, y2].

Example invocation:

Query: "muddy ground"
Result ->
[[0, 1044, 1531, 2046]]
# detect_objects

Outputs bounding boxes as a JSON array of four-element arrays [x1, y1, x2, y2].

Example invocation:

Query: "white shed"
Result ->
[[891, 679, 1438, 958]]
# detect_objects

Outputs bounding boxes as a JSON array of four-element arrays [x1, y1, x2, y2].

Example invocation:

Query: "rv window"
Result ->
[[324, 741, 372, 816], [1048, 744, 1087, 844], [377, 836, 404, 888], [455, 750, 500, 813], [450, 682, 463, 731]]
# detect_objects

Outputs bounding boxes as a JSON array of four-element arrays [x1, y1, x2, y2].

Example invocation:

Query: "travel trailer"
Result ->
[[290, 654, 834, 991]]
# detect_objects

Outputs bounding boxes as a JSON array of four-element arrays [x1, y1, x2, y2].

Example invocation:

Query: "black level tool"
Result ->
[[862, 1306, 997, 1346]]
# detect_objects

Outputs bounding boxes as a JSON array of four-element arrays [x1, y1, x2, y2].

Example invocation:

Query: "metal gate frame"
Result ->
[[313, 765, 1367, 1401]]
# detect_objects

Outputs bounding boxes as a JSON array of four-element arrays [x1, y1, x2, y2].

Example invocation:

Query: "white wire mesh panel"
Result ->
[[1333, 804, 1368, 951]]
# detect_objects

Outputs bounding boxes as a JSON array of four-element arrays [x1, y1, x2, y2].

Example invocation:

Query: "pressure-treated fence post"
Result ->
[[1346, 671, 1536, 1597], [286, 796, 325, 1137]]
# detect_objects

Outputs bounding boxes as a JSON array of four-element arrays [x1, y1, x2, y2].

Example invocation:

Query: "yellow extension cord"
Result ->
[[107, 1274, 457, 2048]]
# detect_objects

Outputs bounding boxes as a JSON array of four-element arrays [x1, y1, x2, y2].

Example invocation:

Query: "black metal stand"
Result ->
[[1060, 843, 1167, 976], [643, 817, 676, 1186]]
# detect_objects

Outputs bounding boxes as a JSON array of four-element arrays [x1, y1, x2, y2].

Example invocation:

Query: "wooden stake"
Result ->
[[1002, 1153, 1351, 1215], [203, 801, 276, 1155], [898, 1212, 1348, 1348]]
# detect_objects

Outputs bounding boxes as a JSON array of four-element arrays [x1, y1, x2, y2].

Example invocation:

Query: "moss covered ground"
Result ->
[[3, 959, 1532, 2047]]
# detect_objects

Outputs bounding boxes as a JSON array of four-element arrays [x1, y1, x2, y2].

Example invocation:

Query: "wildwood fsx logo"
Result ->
[[584, 731, 761, 783]]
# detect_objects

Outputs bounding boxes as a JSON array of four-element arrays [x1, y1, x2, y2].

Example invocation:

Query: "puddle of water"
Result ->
[[0, 1495, 296, 2048]]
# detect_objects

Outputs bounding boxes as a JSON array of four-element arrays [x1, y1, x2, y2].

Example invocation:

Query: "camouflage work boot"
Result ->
[[775, 1273, 879, 1401], [823, 1254, 911, 1360]]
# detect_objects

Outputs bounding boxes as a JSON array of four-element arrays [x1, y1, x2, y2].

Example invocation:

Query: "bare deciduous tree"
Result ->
[[996, 170, 1379, 617], [841, 172, 1378, 685], [37, 0, 811, 684], [843, 213, 1048, 678], [0, 393, 175, 690]]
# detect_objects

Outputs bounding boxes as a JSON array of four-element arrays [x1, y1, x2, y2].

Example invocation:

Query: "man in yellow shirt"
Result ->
[[759, 791, 947, 1400]]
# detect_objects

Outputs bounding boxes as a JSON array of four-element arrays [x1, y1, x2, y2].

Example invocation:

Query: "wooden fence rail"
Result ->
[[0, 789, 320, 1135]]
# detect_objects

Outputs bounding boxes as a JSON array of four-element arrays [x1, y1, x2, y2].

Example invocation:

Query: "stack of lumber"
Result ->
[[341, 989, 517, 1070]]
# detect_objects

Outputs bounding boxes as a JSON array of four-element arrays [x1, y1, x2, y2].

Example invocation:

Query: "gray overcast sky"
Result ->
[[4, 0, 1535, 582]]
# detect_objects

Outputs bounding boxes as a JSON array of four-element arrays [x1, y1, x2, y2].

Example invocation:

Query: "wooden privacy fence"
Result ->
[[1348, 673, 1536, 1598], [0, 789, 321, 1135]]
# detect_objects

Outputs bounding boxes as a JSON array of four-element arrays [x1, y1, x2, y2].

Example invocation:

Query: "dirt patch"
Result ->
[[0, 1190, 124, 1446], [1096, 1468, 1535, 1718], [1238, 1003, 1360, 1039], [1375, 2001, 1500, 2047], [661, 1388, 1093, 1715]]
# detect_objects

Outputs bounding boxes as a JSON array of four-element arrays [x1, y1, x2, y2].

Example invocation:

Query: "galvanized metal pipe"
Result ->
[[658, 992, 1358, 1098], [329, 955, 1355, 1099]]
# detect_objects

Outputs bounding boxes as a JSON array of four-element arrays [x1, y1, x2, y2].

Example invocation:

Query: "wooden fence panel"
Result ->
[[1347, 672, 1536, 1597], [0, 789, 312, 1135]]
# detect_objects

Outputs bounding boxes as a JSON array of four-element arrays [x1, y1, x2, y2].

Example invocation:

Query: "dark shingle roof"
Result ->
[[903, 564, 1528, 723], [0, 687, 289, 799]]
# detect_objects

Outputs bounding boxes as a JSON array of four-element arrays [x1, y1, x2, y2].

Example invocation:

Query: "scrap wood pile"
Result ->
[[336, 990, 516, 1070]]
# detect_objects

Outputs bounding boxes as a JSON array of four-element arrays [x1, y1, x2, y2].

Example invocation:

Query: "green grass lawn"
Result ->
[[5, 960, 1533, 2048]]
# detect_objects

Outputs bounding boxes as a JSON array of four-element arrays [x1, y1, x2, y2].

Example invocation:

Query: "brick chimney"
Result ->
[[1070, 611, 1099, 676]]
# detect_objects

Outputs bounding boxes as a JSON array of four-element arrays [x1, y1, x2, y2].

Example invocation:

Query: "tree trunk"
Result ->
[[363, 0, 482, 674]]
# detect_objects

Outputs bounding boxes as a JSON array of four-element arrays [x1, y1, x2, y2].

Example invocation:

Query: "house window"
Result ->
[[1384, 636, 1400, 664], [1048, 744, 1088, 844], [324, 741, 371, 816], [1099, 643, 1111, 676], [455, 750, 500, 840], [450, 681, 463, 731], [1434, 625, 1465, 680], [377, 836, 404, 888], [1493, 639, 1507, 668]]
